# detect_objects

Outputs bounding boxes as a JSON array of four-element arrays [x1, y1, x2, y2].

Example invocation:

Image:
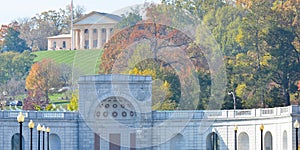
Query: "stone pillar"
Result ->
[[80, 29, 85, 49], [97, 28, 102, 49], [89, 29, 93, 49], [74, 30, 78, 50], [76, 30, 80, 49], [106, 28, 111, 43]]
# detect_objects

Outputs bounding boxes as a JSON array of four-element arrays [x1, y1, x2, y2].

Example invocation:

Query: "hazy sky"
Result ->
[[0, 0, 160, 25]]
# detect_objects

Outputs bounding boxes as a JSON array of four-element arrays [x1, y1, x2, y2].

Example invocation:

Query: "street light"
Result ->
[[17, 112, 25, 150], [294, 120, 299, 150], [260, 124, 264, 150], [37, 124, 42, 150], [234, 125, 238, 150], [42, 125, 45, 150], [46, 127, 50, 150], [228, 92, 236, 118], [28, 120, 35, 150]]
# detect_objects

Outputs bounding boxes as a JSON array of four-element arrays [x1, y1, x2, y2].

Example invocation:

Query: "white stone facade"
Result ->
[[1, 74, 300, 150], [47, 34, 71, 50], [47, 11, 122, 50]]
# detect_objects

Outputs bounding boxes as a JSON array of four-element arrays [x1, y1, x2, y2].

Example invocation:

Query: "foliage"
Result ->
[[67, 93, 78, 111], [16, 5, 85, 50], [2, 28, 29, 52], [2, 0, 300, 110], [0, 51, 35, 98], [45, 103, 57, 111], [25, 59, 64, 107], [129, 66, 178, 110], [115, 8, 143, 29]]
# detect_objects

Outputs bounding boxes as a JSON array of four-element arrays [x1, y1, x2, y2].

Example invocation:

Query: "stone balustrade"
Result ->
[[152, 105, 296, 120], [0, 110, 78, 120]]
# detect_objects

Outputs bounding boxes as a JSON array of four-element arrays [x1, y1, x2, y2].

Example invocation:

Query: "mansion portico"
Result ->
[[48, 11, 122, 50]]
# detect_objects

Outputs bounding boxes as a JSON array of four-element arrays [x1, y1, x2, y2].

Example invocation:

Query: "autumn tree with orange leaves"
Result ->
[[24, 59, 63, 109], [99, 4, 211, 110]]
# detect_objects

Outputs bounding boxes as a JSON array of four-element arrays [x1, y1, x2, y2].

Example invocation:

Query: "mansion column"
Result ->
[[106, 28, 111, 43], [80, 29, 85, 49], [89, 29, 93, 49], [97, 28, 102, 49], [74, 30, 79, 50], [77, 30, 80, 49]]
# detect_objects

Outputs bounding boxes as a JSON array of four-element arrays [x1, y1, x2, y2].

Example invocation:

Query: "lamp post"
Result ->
[[234, 125, 238, 150], [46, 127, 50, 150], [28, 120, 35, 150], [17, 112, 25, 150], [42, 125, 45, 150], [294, 120, 299, 150], [37, 124, 42, 150], [260, 124, 264, 150], [228, 92, 236, 118]]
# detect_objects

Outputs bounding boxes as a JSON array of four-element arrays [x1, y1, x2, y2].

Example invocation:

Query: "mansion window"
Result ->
[[53, 41, 56, 49], [93, 29, 97, 33], [62, 41, 66, 48]]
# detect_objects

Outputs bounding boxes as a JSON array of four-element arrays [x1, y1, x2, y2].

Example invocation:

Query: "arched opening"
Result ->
[[50, 134, 61, 150], [170, 133, 184, 150], [238, 132, 249, 150], [282, 130, 287, 150], [206, 132, 220, 150], [264, 131, 273, 150], [11, 133, 25, 150]]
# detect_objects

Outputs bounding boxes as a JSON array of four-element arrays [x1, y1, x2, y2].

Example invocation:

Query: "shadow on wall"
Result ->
[[206, 130, 228, 150]]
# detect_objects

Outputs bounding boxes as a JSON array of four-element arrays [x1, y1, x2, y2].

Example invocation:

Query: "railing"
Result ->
[[152, 105, 295, 120], [0, 111, 78, 120], [0, 105, 296, 120]]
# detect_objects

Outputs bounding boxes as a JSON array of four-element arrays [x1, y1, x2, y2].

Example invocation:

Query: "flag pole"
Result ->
[[71, 0, 74, 50]]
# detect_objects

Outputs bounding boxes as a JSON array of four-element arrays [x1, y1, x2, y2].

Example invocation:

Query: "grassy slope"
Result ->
[[32, 49, 103, 104], [33, 49, 103, 75]]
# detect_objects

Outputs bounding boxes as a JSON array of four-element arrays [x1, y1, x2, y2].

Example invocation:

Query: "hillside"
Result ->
[[33, 49, 103, 75]]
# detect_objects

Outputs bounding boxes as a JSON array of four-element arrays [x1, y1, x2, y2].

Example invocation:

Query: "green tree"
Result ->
[[265, 26, 299, 106], [0, 51, 35, 98], [3, 28, 28, 52], [162, 0, 225, 20], [203, 5, 244, 55], [115, 9, 142, 29]]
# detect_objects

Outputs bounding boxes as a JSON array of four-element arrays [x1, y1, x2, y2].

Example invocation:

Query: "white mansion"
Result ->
[[47, 11, 122, 50]]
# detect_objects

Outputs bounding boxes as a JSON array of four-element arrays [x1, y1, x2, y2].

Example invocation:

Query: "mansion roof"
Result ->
[[48, 34, 71, 39], [74, 11, 122, 25]]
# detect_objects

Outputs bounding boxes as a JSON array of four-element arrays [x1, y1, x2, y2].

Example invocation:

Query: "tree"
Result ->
[[265, 26, 299, 106], [0, 51, 35, 98], [17, 5, 85, 50], [162, 0, 225, 20], [67, 93, 78, 111], [2, 28, 28, 52], [129, 67, 177, 110], [114, 6, 143, 30], [25, 59, 63, 107]]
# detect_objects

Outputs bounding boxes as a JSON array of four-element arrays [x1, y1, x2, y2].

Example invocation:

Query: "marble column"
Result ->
[[80, 29, 85, 49], [89, 29, 93, 49], [106, 28, 111, 43], [97, 28, 102, 49], [76, 30, 80, 49], [74, 30, 78, 50]]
